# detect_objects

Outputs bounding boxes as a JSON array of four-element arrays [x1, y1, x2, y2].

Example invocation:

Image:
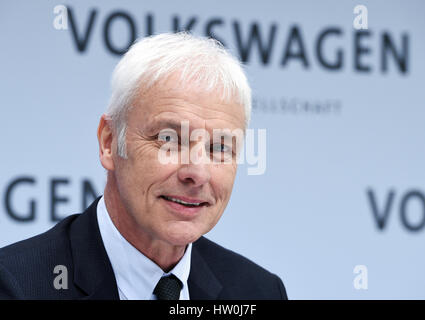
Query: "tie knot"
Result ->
[[153, 274, 182, 300]]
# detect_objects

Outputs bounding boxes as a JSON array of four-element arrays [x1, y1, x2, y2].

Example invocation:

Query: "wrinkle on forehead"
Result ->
[[129, 74, 246, 132], [135, 71, 243, 108]]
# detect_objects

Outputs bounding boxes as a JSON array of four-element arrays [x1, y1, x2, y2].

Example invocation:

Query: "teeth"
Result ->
[[163, 196, 202, 206]]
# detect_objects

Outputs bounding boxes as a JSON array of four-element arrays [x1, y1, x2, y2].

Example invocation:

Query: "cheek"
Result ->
[[212, 164, 237, 201], [127, 143, 175, 178], [131, 163, 178, 194]]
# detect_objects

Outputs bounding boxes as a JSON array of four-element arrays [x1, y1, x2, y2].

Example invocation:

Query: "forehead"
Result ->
[[129, 74, 246, 132]]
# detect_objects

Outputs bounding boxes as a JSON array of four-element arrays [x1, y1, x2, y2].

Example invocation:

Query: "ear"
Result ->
[[97, 114, 115, 171]]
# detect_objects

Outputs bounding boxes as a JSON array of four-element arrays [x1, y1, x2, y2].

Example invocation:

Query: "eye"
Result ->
[[158, 131, 178, 143], [212, 143, 232, 153]]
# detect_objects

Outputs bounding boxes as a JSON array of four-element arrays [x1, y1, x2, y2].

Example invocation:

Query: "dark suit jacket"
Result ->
[[0, 198, 287, 300]]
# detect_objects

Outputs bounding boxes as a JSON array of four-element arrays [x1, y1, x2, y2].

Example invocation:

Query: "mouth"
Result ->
[[160, 195, 209, 208]]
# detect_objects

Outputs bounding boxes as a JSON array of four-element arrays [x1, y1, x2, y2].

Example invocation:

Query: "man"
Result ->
[[0, 33, 288, 300]]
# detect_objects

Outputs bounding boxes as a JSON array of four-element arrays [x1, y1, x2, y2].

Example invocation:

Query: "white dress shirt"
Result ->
[[96, 196, 192, 300]]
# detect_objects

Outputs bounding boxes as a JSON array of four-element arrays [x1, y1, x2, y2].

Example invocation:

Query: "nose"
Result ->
[[177, 142, 211, 187]]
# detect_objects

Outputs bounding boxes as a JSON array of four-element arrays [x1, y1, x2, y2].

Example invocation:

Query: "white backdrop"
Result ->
[[1, 0, 424, 299]]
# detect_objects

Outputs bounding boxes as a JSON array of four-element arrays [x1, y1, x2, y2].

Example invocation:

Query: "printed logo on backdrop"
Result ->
[[2, 176, 101, 223], [52, 4, 410, 118], [367, 188, 425, 233], [54, 5, 408, 75]]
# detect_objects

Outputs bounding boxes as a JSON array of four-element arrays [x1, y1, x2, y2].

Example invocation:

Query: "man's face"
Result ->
[[109, 76, 245, 247]]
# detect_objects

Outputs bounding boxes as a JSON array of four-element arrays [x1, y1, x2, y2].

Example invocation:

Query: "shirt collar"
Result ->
[[96, 196, 192, 300]]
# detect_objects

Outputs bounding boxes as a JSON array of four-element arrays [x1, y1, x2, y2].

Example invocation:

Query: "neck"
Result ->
[[103, 172, 186, 272]]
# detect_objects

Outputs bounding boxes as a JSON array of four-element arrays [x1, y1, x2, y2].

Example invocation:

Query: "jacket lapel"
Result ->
[[188, 239, 223, 299], [69, 198, 119, 300]]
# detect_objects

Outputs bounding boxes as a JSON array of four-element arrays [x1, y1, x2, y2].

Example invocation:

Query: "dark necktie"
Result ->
[[153, 274, 182, 300]]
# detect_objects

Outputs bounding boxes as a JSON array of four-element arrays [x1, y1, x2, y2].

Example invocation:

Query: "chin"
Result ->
[[163, 225, 203, 247]]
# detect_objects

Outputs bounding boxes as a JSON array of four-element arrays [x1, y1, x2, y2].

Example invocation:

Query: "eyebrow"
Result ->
[[154, 120, 183, 131], [151, 118, 240, 142]]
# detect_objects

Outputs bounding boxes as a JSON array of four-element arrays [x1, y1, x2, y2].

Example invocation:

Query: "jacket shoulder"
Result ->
[[0, 214, 80, 299], [193, 237, 288, 299], [0, 214, 79, 258]]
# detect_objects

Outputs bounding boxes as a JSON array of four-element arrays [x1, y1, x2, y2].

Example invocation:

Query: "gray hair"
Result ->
[[106, 32, 252, 158]]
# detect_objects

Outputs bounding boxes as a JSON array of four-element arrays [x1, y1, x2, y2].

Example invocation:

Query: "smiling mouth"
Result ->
[[160, 195, 209, 208]]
